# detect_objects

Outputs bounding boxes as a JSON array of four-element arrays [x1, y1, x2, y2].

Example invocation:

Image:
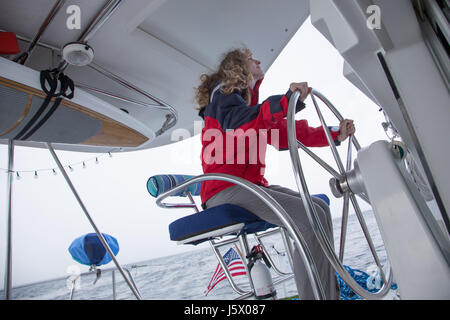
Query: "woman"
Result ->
[[195, 48, 355, 299]]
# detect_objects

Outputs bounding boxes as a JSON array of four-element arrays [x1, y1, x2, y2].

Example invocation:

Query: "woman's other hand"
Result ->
[[337, 119, 355, 142]]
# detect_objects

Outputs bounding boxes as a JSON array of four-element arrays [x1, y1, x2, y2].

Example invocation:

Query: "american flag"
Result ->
[[204, 247, 247, 296]]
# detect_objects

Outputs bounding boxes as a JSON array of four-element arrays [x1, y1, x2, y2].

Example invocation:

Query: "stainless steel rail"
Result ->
[[338, 137, 352, 262], [209, 239, 250, 296], [13, 0, 67, 65], [253, 232, 293, 277], [286, 89, 393, 299], [7, 29, 178, 125], [75, 83, 165, 109], [279, 227, 295, 270], [79, 0, 123, 44], [68, 264, 145, 300], [238, 234, 256, 293], [75, 83, 178, 136], [162, 191, 293, 297], [112, 270, 117, 299], [87, 62, 178, 136], [124, 267, 143, 298], [5, 0, 178, 138], [57, 0, 123, 72], [46, 142, 142, 300], [3, 140, 14, 300], [156, 173, 327, 300], [159, 190, 253, 296]]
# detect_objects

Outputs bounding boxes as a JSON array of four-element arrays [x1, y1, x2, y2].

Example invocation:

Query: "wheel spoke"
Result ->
[[346, 136, 353, 171], [313, 90, 345, 122], [313, 89, 362, 151], [339, 191, 350, 262], [310, 92, 346, 175], [349, 193, 387, 284], [297, 140, 343, 180], [351, 135, 362, 152], [285, 89, 392, 299]]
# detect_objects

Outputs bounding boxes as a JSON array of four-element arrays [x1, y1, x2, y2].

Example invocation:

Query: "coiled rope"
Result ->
[[337, 265, 398, 300]]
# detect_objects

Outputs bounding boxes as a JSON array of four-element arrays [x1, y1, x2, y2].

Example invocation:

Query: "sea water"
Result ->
[[0, 211, 392, 300]]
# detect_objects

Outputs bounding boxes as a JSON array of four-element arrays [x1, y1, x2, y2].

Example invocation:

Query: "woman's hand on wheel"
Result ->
[[337, 119, 355, 142], [289, 82, 312, 102]]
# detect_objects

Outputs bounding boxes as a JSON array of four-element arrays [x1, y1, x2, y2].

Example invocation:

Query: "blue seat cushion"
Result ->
[[313, 193, 330, 206], [169, 204, 277, 245], [168, 194, 330, 245]]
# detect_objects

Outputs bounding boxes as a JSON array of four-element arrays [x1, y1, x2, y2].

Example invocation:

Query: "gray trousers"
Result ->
[[206, 184, 339, 300]]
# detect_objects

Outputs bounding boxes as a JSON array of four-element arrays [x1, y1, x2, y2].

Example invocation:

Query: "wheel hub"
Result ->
[[329, 162, 367, 199]]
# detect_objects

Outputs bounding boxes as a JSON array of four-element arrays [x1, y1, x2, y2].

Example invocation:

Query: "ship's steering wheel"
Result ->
[[286, 89, 394, 300]]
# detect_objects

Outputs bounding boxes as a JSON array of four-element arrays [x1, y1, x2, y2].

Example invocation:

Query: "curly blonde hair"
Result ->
[[195, 48, 253, 112]]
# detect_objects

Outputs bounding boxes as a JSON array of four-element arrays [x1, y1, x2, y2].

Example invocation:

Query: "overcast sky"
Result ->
[[0, 18, 387, 288]]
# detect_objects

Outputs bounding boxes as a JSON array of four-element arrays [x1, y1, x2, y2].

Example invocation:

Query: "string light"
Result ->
[[0, 148, 120, 180]]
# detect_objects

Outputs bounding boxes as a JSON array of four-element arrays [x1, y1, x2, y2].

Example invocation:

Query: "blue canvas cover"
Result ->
[[69, 233, 119, 266]]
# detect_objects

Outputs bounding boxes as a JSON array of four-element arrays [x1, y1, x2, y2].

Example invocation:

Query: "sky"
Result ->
[[0, 18, 388, 288]]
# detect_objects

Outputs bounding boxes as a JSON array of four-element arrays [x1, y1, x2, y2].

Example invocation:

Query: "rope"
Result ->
[[337, 265, 398, 300]]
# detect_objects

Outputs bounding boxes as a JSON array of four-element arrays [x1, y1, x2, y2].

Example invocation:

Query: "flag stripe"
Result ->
[[209, 267, 246, 283], [210, 264, 222, 282], [210, 264, 245, 279], [210, 262, 244, 281], [206, 272, 247, 293], [209, 262, 244, 281], [204, 247, 247, 296]]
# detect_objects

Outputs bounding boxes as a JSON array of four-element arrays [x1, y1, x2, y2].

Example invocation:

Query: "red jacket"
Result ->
[[199, 79, 339, 204]]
